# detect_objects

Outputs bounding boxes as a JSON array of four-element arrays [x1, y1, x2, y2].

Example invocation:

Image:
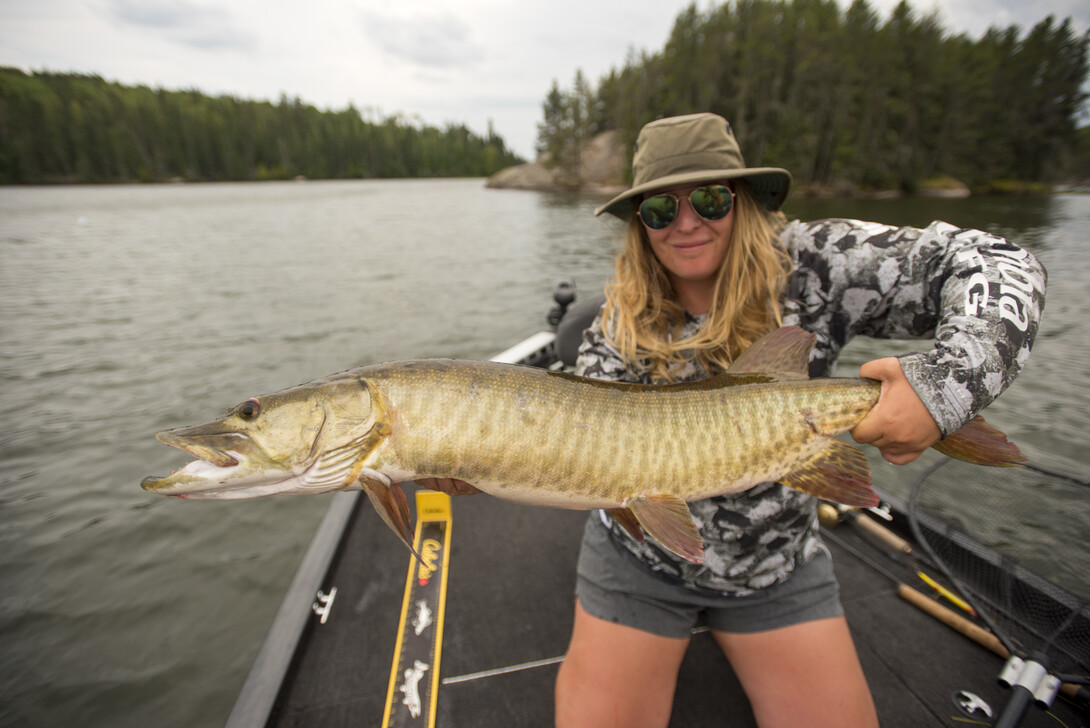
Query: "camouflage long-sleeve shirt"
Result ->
[[574, 218, 1046, 595]]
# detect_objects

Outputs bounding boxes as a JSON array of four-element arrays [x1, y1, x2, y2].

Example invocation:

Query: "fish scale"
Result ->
[[364, 362, 878, 503], [142, 326, 1026, 564]]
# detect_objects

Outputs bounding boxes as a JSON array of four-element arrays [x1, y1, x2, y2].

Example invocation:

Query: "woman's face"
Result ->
[[640, 182, 735, 309]]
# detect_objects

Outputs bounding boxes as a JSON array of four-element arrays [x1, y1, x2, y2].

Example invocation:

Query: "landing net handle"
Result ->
[[907, 458, 1090, 726]]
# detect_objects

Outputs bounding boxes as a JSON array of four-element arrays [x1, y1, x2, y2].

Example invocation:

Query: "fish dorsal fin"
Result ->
[[726, 326, 815, 379]]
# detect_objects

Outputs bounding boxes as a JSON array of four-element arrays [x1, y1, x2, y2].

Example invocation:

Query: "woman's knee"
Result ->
[[555, 601, 689, 728], [713, 618, 877, 728]]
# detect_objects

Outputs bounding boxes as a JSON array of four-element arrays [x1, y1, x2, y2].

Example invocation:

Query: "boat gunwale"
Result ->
[[224, 331, 560, 727]]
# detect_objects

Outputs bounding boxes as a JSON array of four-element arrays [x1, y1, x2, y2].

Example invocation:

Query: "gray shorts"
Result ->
[[575, 516, 844, 639]]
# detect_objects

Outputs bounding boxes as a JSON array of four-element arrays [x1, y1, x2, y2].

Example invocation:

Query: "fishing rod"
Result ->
[[818, 502, 977, 617], [820, 498, 1089, 716], [907, 457, 1090, 728]]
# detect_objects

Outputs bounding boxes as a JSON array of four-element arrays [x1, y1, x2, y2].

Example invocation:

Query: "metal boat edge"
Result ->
[[225, 328, 561, 728]]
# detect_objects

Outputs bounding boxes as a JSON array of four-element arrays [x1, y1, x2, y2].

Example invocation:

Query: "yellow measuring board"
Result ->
[[382, 490, 453, 728]]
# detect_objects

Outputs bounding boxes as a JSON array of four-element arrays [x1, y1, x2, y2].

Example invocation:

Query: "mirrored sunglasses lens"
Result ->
[[690, 185, 733, 220], [639, 195, 678, 230]]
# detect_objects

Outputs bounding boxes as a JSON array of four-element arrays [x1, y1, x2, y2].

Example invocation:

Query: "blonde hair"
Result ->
[[602, 182, 792, 381]]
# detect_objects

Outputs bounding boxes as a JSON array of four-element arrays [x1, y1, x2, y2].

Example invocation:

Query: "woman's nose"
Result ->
[[673, 197, 702, 231]]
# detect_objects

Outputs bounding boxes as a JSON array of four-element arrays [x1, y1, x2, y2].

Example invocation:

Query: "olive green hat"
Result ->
[[595, 112, 792, 219]]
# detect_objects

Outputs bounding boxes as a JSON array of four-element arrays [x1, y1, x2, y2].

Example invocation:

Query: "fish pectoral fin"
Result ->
[[606, 508, 645, 543], [931, 416, 1026, 467], [779, 439, 877, 507], [360, 477, 422, 563], [625, 495, 703, 564]]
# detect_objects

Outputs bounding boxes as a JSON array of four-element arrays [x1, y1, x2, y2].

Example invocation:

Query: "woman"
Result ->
[[552, 113, 1046, 727]]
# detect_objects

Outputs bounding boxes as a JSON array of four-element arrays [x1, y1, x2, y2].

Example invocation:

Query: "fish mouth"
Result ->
[[141, 430, 244, 494], [158, 430, 240, 467]]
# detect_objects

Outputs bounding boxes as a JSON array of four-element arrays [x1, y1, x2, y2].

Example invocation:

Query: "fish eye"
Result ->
[[235, 398, 261, 420]]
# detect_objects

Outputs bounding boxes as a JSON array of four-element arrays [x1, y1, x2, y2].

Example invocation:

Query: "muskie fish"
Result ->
[[142, 327, 1024, 563]]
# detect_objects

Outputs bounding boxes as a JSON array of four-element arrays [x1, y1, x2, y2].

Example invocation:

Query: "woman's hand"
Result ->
[[850, 357, 941, 465], [414, 477, 481, 496]]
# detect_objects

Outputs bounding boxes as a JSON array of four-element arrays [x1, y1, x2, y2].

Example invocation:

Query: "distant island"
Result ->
[[501, 1, 1088, 198], [5, 1, 1085, 193], [0, 68, 523, 185], [485, 130, 1048, 199]]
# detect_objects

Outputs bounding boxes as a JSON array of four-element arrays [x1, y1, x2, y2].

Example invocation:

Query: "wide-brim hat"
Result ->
[[595, 112, 792, 219]]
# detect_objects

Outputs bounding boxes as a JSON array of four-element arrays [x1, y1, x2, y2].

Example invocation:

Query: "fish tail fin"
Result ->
[[931, 416, 1026, 467], [780, 439, 879, 507], [362, 478, 422, 563], [625, 495, 704, 564]]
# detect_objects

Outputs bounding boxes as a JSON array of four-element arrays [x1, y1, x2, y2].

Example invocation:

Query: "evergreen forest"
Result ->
[[538, 0, 1090, 192], [3, 0, 1087, 190], [0, 68, 524, 184]]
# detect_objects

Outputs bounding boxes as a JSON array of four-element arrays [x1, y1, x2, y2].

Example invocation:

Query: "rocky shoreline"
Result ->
[[486, 130, 627, 196], [486, 130, 1070, 200]]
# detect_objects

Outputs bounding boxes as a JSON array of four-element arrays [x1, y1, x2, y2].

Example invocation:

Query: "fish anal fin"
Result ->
[[626, 495, 704, 564], [361, 476, 422, 563], [606, 507, 645, 543], [780, 439, 878, 507], [932, 416, 1026, 467], [726, 326, 814, 378]]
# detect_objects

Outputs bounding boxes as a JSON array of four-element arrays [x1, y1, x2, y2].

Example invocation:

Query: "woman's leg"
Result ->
[[555, 600, 690, 728], [712, 616, 877, 728]]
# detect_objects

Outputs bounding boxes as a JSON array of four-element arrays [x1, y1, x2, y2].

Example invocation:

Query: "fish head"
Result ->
[[142, 375, 388, 499]]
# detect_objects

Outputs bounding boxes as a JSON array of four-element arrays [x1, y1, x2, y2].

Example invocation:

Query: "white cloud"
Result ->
[[360, 11, 485, 68], [102, 0, 259, 51], [862, 0, 1086, 37], [0, 0, 1085, 159]]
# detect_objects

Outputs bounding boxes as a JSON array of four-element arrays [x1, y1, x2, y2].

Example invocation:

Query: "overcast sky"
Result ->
[[2, 0, 1087, 160]]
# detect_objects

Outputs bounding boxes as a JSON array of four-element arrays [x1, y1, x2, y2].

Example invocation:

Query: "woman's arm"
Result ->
[[851, 357, 940, 464], [785, 218, 1046, 439], [574, 312, 642, 382]]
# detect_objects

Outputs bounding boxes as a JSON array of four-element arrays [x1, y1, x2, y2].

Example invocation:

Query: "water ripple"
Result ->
[[1, 181, 1086, 728]]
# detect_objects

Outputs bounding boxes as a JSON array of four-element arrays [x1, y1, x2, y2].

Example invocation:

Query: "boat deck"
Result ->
[[262, 488, 1088, 727]]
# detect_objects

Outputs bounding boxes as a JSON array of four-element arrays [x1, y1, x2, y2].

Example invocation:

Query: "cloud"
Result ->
[[103, 0, 258, 51], [359, 11, 484, 69], [860, 0, 1086, 36]]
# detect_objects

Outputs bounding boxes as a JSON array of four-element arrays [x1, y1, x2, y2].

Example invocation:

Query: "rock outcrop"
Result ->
[[486, 130, 627, 195]]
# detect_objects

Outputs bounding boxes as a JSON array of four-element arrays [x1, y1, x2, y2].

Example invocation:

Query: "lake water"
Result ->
[[1, 179, 1087, 727]]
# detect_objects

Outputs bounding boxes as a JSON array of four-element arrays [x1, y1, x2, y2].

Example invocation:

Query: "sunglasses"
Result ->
[[638, 184, 734, 230]]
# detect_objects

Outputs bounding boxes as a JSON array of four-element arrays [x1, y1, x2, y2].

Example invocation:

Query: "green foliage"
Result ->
[[538, 0, 1089, 189], [0, 69, 524, 184], [536, 70, 596, 185], [1070, 126, 1090, 183]]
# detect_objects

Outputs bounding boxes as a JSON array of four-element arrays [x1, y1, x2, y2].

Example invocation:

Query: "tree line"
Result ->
[[538, 0, 1089, 191], [0, 68, 524, 184]]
